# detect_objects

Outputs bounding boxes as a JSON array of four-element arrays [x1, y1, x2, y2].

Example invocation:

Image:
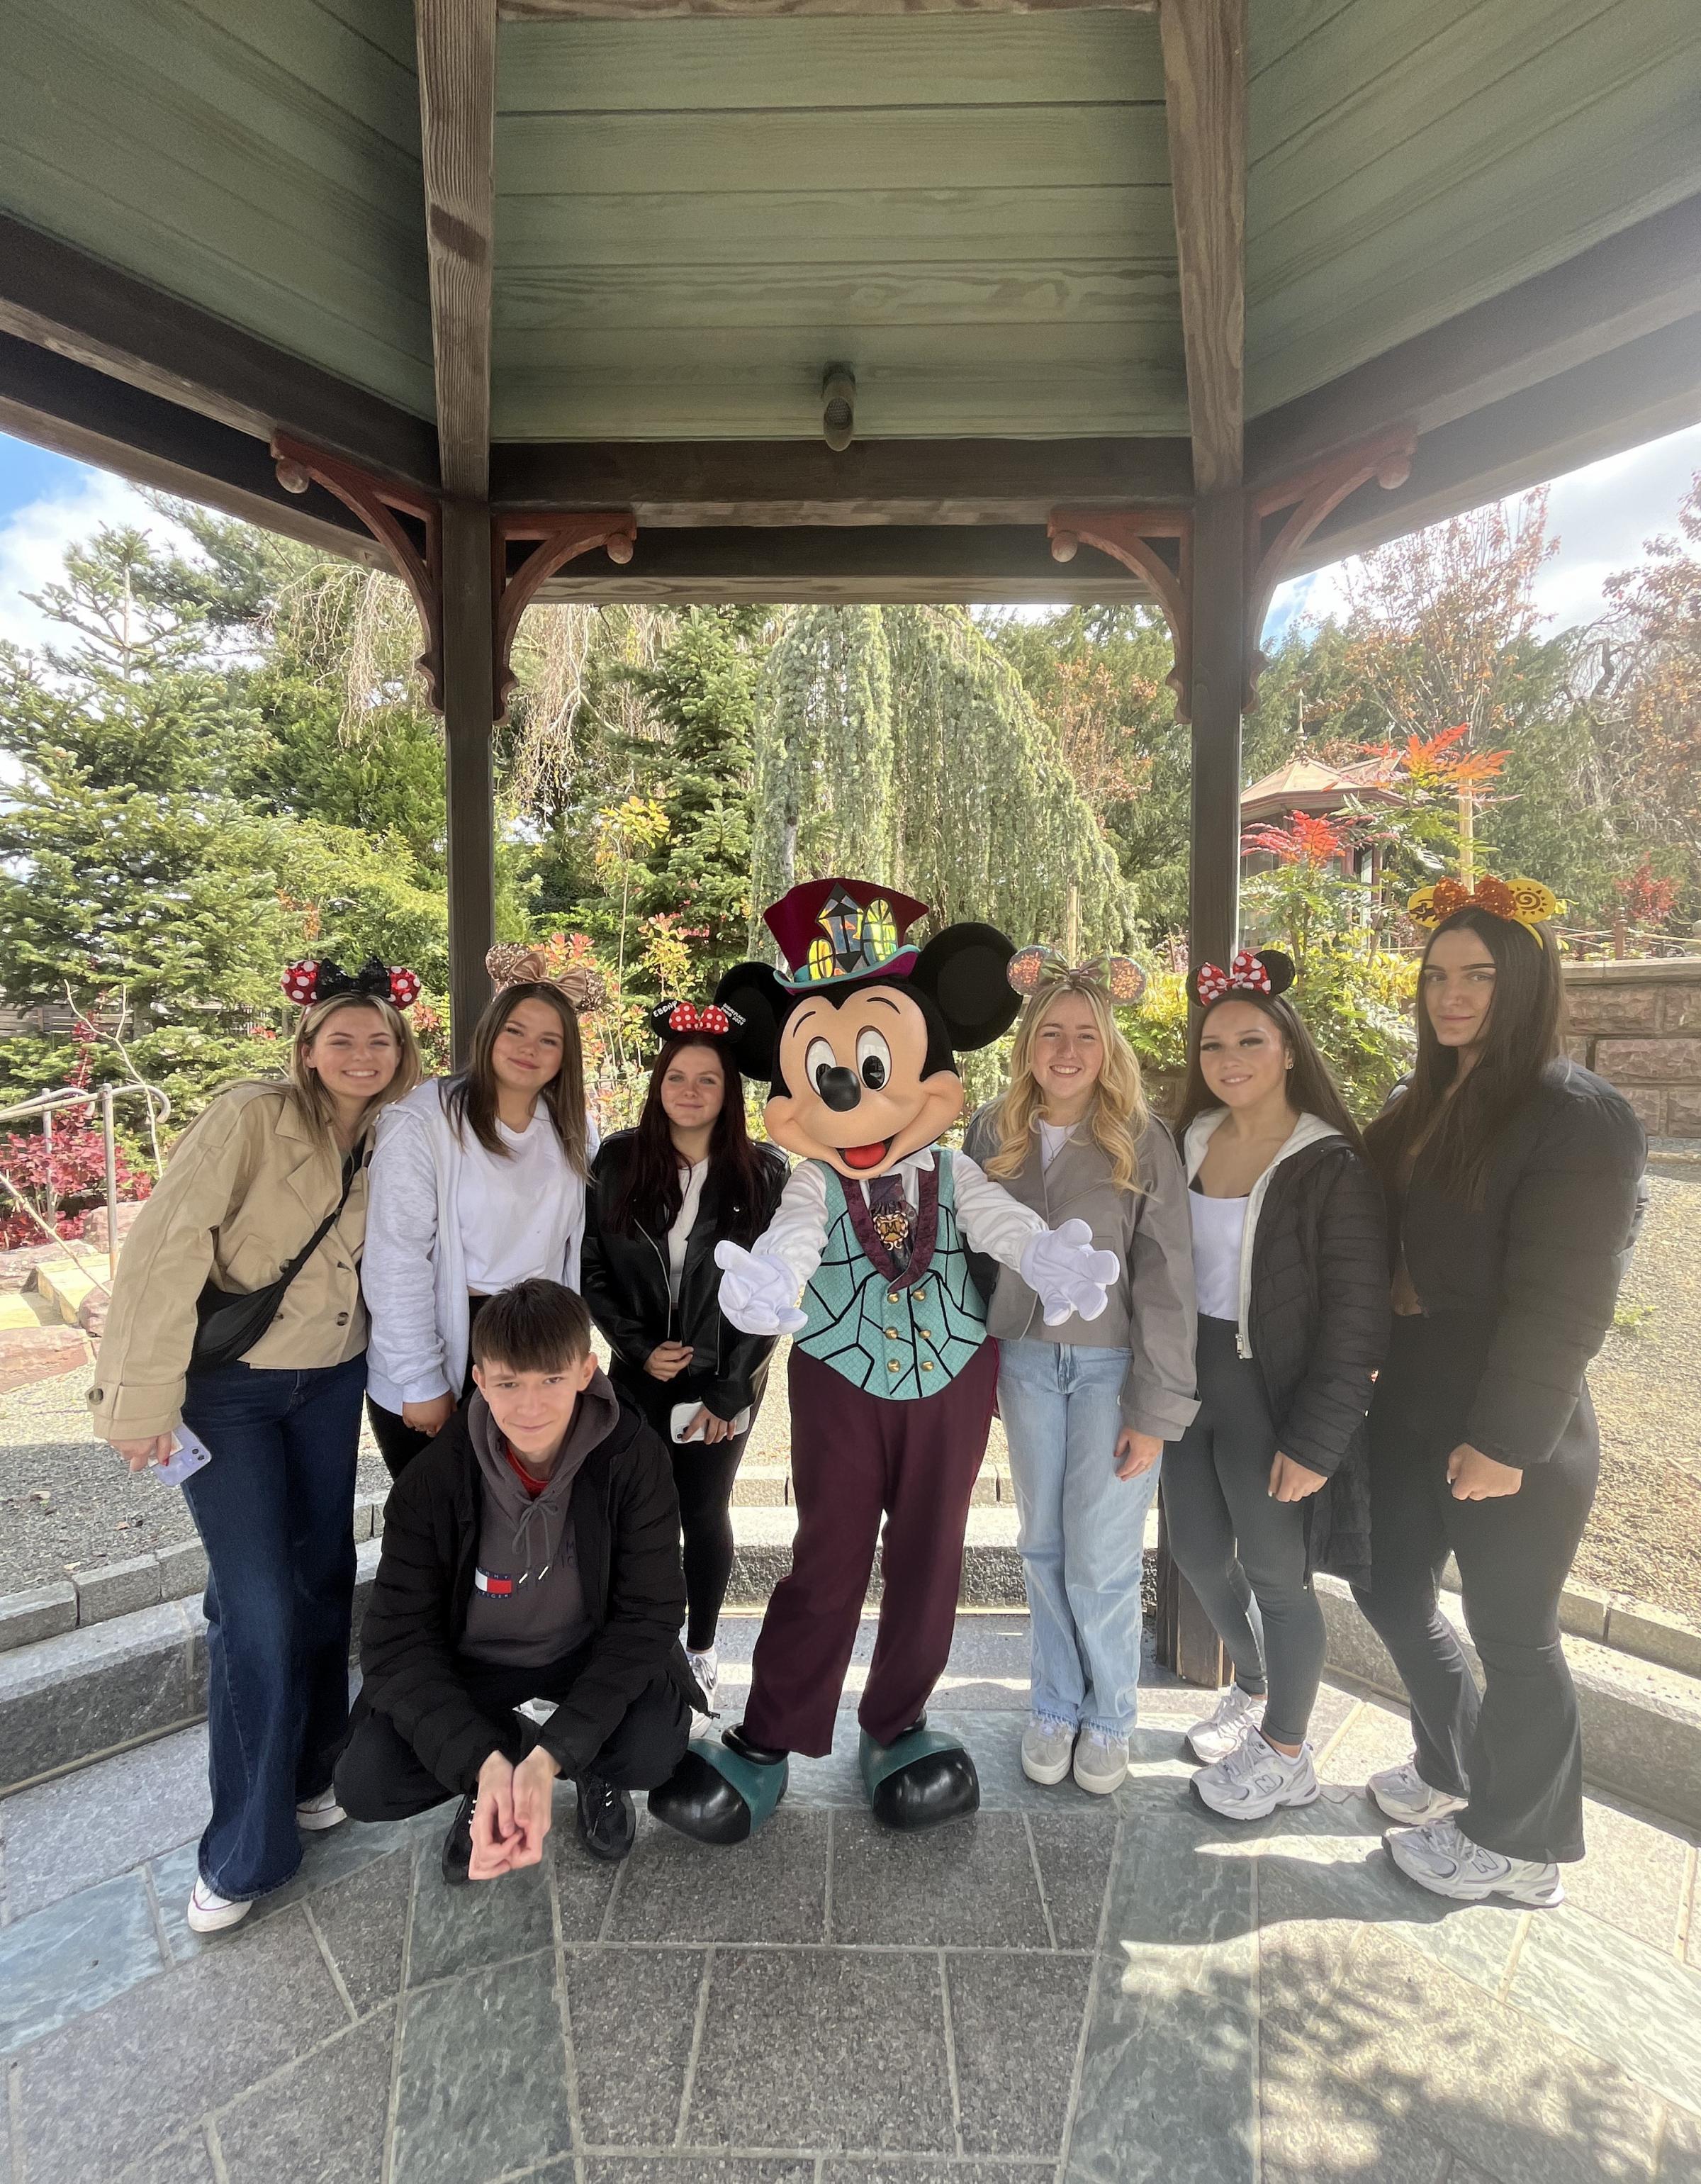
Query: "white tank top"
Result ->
[[1189, 1188, 1248, 1323]]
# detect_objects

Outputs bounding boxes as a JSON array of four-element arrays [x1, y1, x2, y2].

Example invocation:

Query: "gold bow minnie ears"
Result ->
[[1007, 944, 1148, 1006], [484, 944, 607, 1014], [1407, 873, 1562, 943]]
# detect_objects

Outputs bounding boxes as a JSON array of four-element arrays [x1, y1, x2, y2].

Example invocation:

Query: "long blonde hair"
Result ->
[[984, 978, 1149, 1193], [287, 991, 422, 1145]]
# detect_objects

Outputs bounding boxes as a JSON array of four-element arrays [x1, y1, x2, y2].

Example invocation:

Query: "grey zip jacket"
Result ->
[[962, 1104, 1199, 1440]]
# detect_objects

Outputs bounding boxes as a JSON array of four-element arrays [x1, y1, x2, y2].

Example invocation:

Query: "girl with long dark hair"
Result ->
[[580, 1002, 789, 1713], [1164, 948, 1388, 1820], [1357, 879, 1644, 1907], [364, 951, 602, 1476]]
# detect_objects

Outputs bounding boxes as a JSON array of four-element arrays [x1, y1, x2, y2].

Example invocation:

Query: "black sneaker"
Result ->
[[576, 1774, 636, 1863], [442, 1791, 476, 1885]]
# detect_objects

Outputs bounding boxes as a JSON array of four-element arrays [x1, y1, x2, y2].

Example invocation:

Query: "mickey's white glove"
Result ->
[[714, 1241, 809, 1337], [1020, 1218, 1120, 1326]]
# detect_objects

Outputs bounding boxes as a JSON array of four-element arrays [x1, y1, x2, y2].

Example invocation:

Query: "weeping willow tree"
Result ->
[[751, 605, 1129, 958]]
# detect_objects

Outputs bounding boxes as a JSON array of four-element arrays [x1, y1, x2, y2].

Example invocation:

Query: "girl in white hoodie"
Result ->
[[364, 959, 600, 1474]]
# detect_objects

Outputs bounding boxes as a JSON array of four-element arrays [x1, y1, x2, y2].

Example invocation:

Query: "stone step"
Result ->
[[32, 1255, 112, 1328], [0, 1323, 90, 1399]]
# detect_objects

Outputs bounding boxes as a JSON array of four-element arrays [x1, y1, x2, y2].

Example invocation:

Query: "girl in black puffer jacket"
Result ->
[[580, 1007, 788, 1715], [1164, 951, 1389, 1823]]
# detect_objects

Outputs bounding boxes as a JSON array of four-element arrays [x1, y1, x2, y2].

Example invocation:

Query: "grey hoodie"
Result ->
[[459, 1374, 619, 1669]]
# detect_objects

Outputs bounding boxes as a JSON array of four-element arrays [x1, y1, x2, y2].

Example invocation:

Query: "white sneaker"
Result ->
[[1191, 1728, 1320, 1820], [686, 1645, 719, 1718], [1072, 1727, 1129, 1796], [1385, 1818, 1564, 1908], [295, 1786, 346, 1832], [1366, 1757, 1469, 1826], [1021, 1715, 1076, 1787], [186, 1878, 252, 1934], [1186, 1684, 1262, 1765]]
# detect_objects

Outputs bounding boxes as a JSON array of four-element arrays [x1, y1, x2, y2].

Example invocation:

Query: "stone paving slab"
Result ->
[[4, 1635, 1701, 2184]]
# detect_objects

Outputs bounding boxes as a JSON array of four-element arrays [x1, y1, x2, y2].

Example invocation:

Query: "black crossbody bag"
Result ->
[[189, 1145, 366, 1374]]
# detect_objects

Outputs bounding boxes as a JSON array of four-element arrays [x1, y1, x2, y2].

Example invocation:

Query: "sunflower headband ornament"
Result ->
[[483, 944, 607, 1015], [649, 997, 746, 1043], [1406, 873, 1562, 943], [1194, 948, 1296, 1009], [1006, 944, 1148, 1007], [281, 957, 421, 1010]]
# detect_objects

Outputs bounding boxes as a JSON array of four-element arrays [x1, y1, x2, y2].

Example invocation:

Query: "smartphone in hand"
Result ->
[[154, 1427, 213, 1488]]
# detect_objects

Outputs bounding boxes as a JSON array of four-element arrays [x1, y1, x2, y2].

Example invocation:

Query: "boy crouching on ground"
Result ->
[[336, 1277, 697, 1881]]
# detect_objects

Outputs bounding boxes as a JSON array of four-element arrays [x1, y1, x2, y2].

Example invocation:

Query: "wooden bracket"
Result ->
[[491, 512, 639, 719], [1048, 508, 1195, 717], [1242, 425, 1417, 706], [272, 433, 445, 710]]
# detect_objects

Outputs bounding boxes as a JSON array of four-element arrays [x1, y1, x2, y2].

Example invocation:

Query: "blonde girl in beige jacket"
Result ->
[[91, 962, 420, 1932]]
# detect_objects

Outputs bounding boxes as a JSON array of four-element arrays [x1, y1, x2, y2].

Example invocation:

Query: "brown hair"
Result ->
[[470, 1277, 593, 1372], [1177, 990, 1365, 1153], [1364, 905, 1562, 1204], [604, 1035, 770, 1241], [285, 991, 421, 1146], [444, 982, 589, 1173]]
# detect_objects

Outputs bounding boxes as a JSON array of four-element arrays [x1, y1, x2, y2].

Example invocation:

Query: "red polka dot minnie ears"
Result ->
[[281, 958, 421, 1009], [649, 998, 747, 1043], [1194, 948, 1296, 1008]]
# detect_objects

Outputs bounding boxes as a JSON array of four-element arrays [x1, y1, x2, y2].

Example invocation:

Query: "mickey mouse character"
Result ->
[[648, 878, 1118, 1843]]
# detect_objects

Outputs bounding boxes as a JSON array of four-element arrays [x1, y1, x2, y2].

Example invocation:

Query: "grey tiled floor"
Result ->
[[2, 1616, 1700, 2184]]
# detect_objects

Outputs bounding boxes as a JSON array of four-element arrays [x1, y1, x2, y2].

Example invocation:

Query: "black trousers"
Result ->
[[335, 1659, 690, 1822], [613, 1362, 754, 1653], [1352, 1315, 1598, 1864], [366, 1294, 490, 1480]]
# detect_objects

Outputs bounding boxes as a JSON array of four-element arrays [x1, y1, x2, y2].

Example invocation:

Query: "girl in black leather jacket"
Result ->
[[580, 1006, 789, 1711]]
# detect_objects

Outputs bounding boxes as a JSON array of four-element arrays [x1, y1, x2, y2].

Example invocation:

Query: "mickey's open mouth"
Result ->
[[840, 1138, 892, 1171]]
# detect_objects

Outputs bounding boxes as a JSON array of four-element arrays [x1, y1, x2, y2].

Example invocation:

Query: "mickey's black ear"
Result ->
[[1257, 948, 1296, 999], [713, 962, 787, 1082], [911, 922, 1021, 1051]]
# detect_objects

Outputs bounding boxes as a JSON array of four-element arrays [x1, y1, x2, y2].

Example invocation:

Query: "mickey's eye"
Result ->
[[855, 1028, 891, 1090], [804, 1038, 837, 1092]]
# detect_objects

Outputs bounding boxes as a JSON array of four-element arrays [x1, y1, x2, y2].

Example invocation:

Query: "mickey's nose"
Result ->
[[819, 1066, 863, 1112]]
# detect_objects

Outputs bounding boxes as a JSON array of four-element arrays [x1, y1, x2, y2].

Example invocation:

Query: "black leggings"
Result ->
[[1161, 1317, 1327, 1748], [614, 1365, 754, 1652], [1352, 1315, 1598, 1865]]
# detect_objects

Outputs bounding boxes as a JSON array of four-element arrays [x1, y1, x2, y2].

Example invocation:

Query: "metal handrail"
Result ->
[[0, 1080, 171, 1291]]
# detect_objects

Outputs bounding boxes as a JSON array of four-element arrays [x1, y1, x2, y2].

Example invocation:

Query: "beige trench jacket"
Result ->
[[87, 1081, 369, 1440]]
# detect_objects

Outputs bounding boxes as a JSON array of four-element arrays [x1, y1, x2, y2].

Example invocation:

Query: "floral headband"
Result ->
[[1007, 944, 1147, 1007], [484, 944, 606, 1014], [1406, 873, 1561, 943], [649, 998, 746, 1043], [282, 957, 420, 1009], [1194, 948, 1296, 1008]]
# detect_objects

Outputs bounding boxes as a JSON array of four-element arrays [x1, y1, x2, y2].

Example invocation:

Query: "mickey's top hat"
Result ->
[[763, 878, 930, 994]]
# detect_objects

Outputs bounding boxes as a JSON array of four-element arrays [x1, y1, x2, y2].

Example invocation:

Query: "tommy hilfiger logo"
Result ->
[[474, 1569, 515, 1596]]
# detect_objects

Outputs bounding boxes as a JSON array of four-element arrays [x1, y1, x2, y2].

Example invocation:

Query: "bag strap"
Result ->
[[270, 1141, 366, 1297]]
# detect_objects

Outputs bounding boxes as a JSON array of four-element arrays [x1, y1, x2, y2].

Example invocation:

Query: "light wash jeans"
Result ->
[[997, 1339, 1159, 1738]]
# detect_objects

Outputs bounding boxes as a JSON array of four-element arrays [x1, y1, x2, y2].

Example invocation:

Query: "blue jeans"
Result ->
[[180, 1354, 366, 1900], [997, 1340, 1160, 1738]]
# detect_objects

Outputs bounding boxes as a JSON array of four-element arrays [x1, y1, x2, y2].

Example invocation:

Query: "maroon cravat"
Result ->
[[865, 1172, 914, 1270]]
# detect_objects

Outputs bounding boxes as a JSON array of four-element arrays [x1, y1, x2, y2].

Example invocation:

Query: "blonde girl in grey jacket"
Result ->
[[963, 953, 1196, 1797]]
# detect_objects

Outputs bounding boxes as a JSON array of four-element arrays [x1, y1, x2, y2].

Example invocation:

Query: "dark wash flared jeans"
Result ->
[[180, 1353, 366, 1900]]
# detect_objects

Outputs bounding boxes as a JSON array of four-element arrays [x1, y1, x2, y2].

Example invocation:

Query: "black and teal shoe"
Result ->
[[859, 1717, 979, 1831], [647, 1725, 790, 1845]]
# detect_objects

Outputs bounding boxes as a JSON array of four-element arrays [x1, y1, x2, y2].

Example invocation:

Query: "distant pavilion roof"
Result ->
[[1240, 752, 1402, 827]]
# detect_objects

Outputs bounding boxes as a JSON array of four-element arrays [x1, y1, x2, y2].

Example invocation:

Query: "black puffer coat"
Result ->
[[1186, 1116, 1391, 1584], [1392, 1059, 1645, 1467]]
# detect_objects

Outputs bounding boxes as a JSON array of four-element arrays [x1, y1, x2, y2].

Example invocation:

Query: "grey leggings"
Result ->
[[1160, 1316, 1327, 1748]]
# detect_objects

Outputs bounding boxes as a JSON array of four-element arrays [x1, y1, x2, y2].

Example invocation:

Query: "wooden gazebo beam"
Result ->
[[500, 0, 1152, 13]]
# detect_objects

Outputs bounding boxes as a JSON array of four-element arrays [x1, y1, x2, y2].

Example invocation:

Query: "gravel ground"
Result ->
[[1, 1182, 1694, 1620]]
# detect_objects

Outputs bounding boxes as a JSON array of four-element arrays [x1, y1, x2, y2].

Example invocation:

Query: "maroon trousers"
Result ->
[[742, 1340, 999, 1756]]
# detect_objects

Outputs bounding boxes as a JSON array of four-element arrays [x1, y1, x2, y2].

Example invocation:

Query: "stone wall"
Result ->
[[1564, 958, 1701, 1139]]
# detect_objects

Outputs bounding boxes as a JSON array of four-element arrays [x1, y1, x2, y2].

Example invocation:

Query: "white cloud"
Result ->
[[0, 469, 197, 654]]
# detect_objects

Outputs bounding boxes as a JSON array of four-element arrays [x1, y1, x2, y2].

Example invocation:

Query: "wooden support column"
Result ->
[[442, 500, 497, 1063], [1188, 483, 1245, 969]]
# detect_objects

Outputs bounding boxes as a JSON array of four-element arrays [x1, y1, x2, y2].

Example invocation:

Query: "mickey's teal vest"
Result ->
[[793, 1150, 988, 1399]]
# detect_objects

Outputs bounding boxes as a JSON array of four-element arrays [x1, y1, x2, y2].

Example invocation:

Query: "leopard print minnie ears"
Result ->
[[1006, 945, 1148, 1007], [484, 944, 607, 1014]]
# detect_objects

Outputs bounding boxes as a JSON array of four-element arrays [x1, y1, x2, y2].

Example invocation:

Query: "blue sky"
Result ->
[[2, 418, 1700, 655]]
